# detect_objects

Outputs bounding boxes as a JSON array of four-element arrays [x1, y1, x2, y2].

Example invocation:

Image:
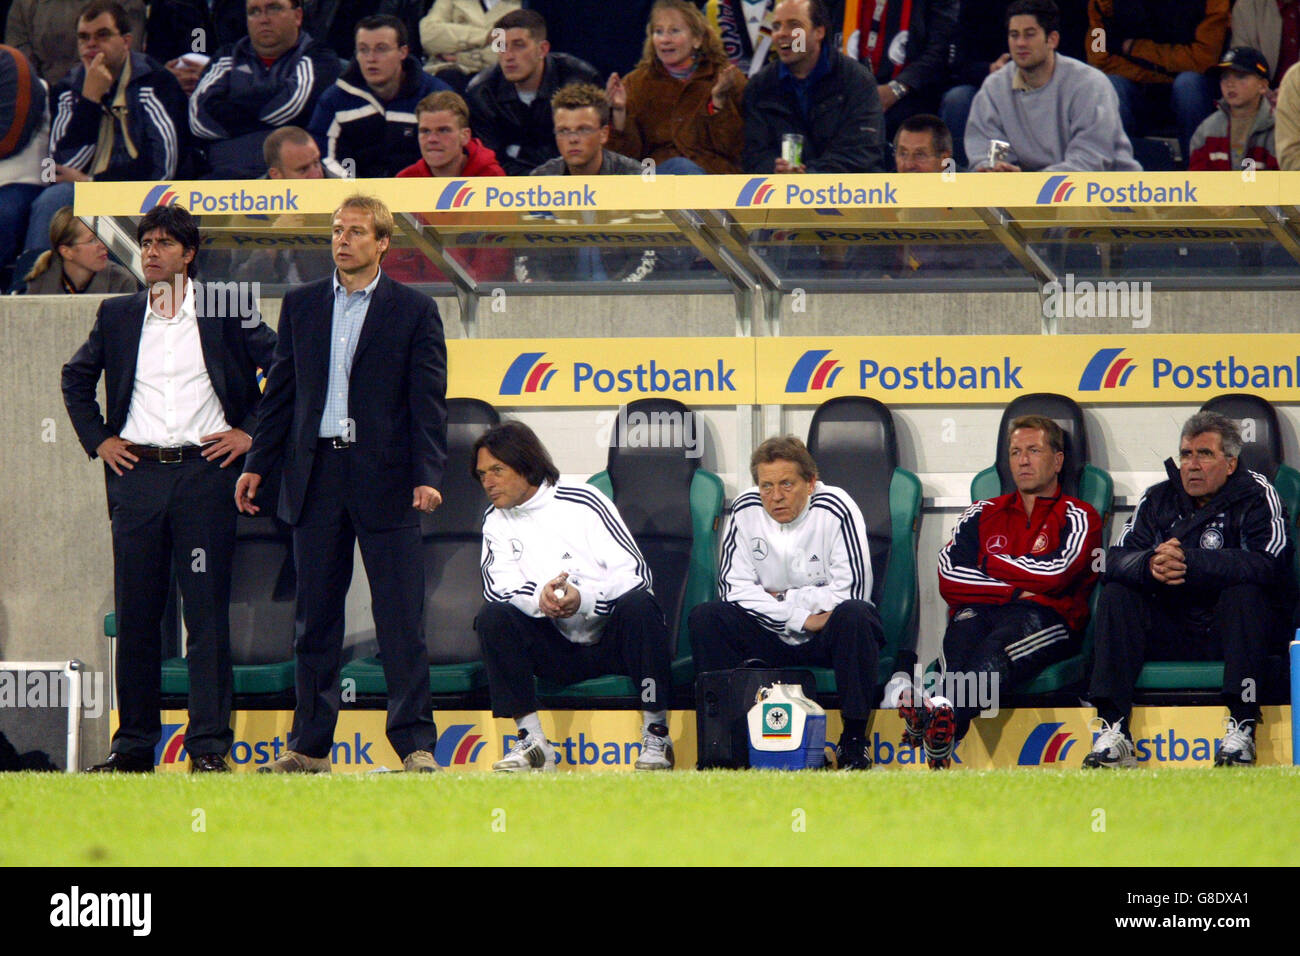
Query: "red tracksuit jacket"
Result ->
[[938, 490, 1102, 632]]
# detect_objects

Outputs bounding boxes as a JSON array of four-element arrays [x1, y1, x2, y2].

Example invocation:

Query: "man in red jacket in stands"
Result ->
[[392, 90, 507, 283], [397, 90, 505, 177], [903, 414, 1102, 768]]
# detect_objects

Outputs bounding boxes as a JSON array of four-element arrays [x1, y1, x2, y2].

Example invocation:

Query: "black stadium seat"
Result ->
[[805, 396, 922, 684]]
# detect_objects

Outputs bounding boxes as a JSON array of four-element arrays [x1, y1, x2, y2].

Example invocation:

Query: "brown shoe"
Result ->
[[402, 750, 441, 773], [257, 750, 330, 774]]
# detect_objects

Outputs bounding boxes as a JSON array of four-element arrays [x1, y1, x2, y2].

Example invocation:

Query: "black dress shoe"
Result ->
[[190, 753, 231, 773], [85, 752, 154, 773]]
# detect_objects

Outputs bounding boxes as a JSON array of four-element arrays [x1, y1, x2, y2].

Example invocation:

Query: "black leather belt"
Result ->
[[126, 444, 206, 463]]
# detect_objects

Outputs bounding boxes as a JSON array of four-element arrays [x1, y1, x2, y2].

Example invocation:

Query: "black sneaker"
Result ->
[[837, 735, 873, 770]]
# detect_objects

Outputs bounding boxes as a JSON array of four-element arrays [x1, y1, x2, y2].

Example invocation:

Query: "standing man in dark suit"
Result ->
[[62, 204, 277, 773], [236, 194, 447, 774]]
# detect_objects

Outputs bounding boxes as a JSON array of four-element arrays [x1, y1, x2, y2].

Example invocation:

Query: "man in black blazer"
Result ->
[[62, 204, 277, 773], [237, 194, 447, 773]]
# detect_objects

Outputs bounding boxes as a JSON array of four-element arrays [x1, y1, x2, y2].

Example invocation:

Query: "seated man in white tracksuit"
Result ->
[[689, 435, 883, 769], [473, 420, 674, 771]]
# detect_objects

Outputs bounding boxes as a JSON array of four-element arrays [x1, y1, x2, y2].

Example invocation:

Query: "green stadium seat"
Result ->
[[1134, 394, 1299, 692], [967, 393, 1114, 695], [340, 398, 499, 697], [537, 398, 724, 701], [795, 398, 922, 698]]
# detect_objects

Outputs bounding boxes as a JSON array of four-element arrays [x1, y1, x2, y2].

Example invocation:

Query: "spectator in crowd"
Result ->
[[841, 0, 959, 145], [302, 0, 424, 63], [144, 0, 214, 94], [0, 43, 46, 278], [524, 0, 655, 79], [911, 415, 1101, 769], [473, 420, 676, 772], [307, 14, 448, 178], [892, 111, 952, 172], [1231, 0, 1300, 89], [703, 0, 778, 76], [189, 0, 341, 178], [419, 0, 521, 93], [689, 435, 883, 771], [390, 90, 508, 284], [26, 0, 187, 258], [1276, 60, 1300, 168], [6, 0, 143, 84], [398, 89, 504, 177], [966, 0, 1139, 171], [742, 0, 885, 173], [22, 205, 137, 293], [605, 0, 746, 174], [518, 82, 654, 283], [941, 0, 1015, 168], [466, 8, 600, 175], [1086, 0, 1227, 163], [1188, 47, 1277, 171], [264, 122, 323, 178], [1083, 412, 1294, 769], [225, 126, 333, 285]]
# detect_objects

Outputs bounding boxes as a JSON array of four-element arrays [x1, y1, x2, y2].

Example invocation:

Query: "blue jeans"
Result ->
[[657, 156, 707, 175], [1108, 72, 1214, 165], [24, 180, 75, 255], [940, 83, 978, 170], [0, 182, 44, 269]]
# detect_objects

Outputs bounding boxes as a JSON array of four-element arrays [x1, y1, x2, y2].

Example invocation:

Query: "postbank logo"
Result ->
[[436, 179, 476, 210], [499, 352, 557, 395], [736, 177, 776, 206], [434, 723, 487, 767], [155, 723, 187, 765], [786, 349, 843, 392], [1036, 175, 1076, 204], [1078, 347, 1137, 390], [140, 183, 180, 212], [1018, 721, 1076, 765]]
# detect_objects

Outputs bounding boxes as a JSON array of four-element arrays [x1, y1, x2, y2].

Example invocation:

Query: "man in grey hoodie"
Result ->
[[965, 0, 1139, 171]]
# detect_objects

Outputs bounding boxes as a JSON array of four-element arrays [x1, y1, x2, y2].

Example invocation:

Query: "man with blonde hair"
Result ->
[[237, 194, 448, 773], [689, 436, 883, 770]]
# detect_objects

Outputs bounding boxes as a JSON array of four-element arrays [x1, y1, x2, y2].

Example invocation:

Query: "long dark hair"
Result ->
[[470, 420, 561, 487]]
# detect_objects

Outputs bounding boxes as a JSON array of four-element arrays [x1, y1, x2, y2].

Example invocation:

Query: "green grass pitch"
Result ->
[[3, 768, 1299, 866]]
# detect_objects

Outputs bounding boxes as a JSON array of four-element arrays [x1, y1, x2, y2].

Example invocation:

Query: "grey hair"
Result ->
[[1181, 411, 1243, 459]]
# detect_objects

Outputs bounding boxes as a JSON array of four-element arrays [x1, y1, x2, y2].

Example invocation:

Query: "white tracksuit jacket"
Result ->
[[719, 482, 873, 644], [480, 481, 652, 645]]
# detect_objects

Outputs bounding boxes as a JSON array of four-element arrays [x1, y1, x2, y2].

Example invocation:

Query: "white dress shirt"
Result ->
[[120, 279, 231, 447]]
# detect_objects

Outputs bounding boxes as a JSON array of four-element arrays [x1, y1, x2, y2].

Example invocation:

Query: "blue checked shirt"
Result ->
[[319, 269, 381, 438]]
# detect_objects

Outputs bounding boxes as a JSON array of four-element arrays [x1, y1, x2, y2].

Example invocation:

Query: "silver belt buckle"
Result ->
[[158, 446, 183, 463], [329, 437, 352, 450]]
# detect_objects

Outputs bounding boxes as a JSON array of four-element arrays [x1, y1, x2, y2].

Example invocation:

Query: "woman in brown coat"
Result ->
[[606, 0, 746, 174]]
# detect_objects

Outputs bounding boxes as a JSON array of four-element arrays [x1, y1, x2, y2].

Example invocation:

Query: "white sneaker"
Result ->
[[1081, 717, 1138, 769], [634, 723, 674, 771], [492, 730, 557, 772], [1214, 717, 1256, 766]]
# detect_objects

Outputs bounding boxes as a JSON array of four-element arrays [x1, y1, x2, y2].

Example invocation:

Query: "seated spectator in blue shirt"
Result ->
[[308, 14, 449, 178], [26, 0, 187, 259], [189, 0, 342, 178], [742, 0, 886, 173]]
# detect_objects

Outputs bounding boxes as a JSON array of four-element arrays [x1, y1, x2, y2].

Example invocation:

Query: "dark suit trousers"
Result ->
[[107, 457, 237, 759], [689, 600, 882, 720], [289, 445, 436, 760]]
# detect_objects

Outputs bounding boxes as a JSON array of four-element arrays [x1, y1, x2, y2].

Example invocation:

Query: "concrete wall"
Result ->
[[3, 288, 1297, 760]]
